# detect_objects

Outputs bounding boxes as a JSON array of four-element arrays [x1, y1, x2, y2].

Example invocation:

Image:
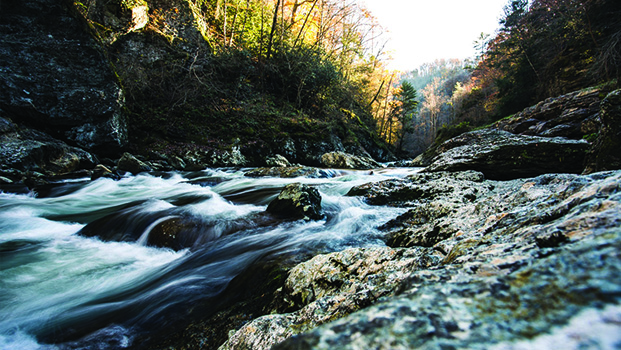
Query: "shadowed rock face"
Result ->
[[0, 0, 127, 155], [584, 89, 621, 173], [0, 115, 97, 177], [422, 129, 589, 180]]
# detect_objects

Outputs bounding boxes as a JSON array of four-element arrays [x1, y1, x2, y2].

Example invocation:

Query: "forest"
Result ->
[[400, 0, 621, 156], [70, 0, 621, 160]]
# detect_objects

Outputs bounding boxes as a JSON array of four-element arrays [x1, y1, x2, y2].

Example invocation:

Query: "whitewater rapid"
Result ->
[[0, 167, 419, 349]]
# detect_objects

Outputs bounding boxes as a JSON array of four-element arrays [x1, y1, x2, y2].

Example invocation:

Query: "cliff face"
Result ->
[[0, 0, 127, 155]]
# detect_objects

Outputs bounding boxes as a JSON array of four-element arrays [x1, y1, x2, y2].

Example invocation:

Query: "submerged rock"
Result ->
[[222, 170, 621, 349], [422, 129, 589, 179], [267, 183, 323, 220], [320, 151, 380, 170]]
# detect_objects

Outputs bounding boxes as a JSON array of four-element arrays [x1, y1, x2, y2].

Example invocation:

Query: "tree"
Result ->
[[391, 81, 418, 151]]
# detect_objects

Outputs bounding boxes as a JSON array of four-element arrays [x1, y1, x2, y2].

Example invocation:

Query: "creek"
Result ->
[[0, 167, 419, 349]]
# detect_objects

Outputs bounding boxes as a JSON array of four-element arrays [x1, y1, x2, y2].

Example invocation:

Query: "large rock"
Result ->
[[244, 166, 332, 179], [584, 89, 621, 173], [219, 246, 441, 350], [0, 0, 127, 155], [222, 170, 621, 350], [411, 87, 605, 168], [422, 129, 589, 179], [267, 183, 323, 220], [320, 151, 380, 170], [117, 152, 152, 174], [492, 87, 603, 139], [0, 115, 97, 178]]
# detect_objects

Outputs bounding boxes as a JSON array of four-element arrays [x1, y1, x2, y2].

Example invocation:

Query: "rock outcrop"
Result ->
[[244, 166, 332, 179], [221, 170, 621, 349], [320, 151, 381, 170], [0, 0, 127, 154], [421, 129, 589, 180], [584, 89, 621, 173], [0, 115, 97, 179], [411, 87, 609, 169], [117, 152, 152, 174], [267, 183, 323, 220], [492, 87, 604, 139]]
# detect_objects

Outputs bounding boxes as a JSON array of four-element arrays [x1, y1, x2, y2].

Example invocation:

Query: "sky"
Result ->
[[359, 0, 509, 71]]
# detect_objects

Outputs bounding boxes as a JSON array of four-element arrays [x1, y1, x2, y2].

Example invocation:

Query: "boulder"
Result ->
[[0, 0, 127, 155], [223, 170, 621, 350], [492, 87, 603, 139], [320, 151, 380, 170], [266, 154, 292, 167], [245, 166, 332, 179], [219, 247, 441, 350], [117, 152, 152, 174], [584, 89, 621, 173], [0, 115, 96, 179], [422, 129, 589, 180], [266, 183, 323, 220]]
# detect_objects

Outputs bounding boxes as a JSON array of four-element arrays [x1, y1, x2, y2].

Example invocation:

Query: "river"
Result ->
[[0, 167, 419, 349]]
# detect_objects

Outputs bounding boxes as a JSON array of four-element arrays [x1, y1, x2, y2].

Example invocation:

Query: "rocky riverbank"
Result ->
[[217, 169, 621, 349]]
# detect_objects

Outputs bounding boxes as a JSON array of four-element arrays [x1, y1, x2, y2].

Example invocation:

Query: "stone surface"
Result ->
[[320, 151, 381, 170], [266, 154, 292, 167], [584, 89, 621, 173], [117, 152, 152, 174], [492, 87, 604, 139], [245, 166, 332, 179], [0, 0, 127, 154], [219, 246, 441, 350], [222, 170, 621, 350], [267, 183, 323, 220], [411, 87, 606, 168], [0, 115, 97, 179], [422, 129, 589, 180]]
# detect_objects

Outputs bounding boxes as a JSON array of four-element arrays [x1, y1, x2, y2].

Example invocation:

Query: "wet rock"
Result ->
[[117, 152, 152, 174], [146, 217, 198, 251], [0, 0, 127, 154], [267, 183, 323, 220], [223, 170, 621, 349], [320, 151, 380, 170], [167, 155, 187, 171], [90, 164, 118, 181], [266, 154, 292, 167], [584, 89, 621, 173], [245, 166, 331, 179], [422, 129, 589, 180]]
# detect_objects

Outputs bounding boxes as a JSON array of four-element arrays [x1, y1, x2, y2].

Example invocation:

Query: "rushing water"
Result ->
[[0, 167, 419, 349]]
